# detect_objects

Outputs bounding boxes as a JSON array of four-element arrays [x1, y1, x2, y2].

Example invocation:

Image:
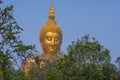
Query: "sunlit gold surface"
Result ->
[[40, 3, 62, 54], [23, 3, 62, 74], [23, 54, 59, 73], [42, 32, 61, 54], [23, 58, 36, 74]]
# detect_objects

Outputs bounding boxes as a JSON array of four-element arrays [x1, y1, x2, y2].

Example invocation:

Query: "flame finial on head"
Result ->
[[49, 3, 55, 20], [40, 3, 62, 54]]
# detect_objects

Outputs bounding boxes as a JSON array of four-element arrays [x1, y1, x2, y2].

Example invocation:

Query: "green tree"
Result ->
[[0, 0, 36, 79], [115, 57, 120, 70], [45, 35, 120, 80], [115, 57, 120, 78]]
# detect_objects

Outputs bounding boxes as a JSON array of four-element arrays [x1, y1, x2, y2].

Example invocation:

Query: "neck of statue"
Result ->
[[43, 53, 59, 63]]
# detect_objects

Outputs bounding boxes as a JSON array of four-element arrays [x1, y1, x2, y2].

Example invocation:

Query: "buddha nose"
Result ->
[[51, 38, 55, 45]]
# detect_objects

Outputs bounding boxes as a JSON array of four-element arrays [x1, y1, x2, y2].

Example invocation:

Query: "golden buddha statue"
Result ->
[[23, 3, 62, 74], [40, 4, 62, 55]]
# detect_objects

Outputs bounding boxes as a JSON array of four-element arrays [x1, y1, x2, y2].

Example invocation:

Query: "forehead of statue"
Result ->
[[44, 32, 59, 37]]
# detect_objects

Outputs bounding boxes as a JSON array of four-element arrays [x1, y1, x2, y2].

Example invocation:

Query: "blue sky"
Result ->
[[2, 0, 120, 62]]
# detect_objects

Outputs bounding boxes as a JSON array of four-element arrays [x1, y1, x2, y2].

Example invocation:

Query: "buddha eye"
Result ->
[[47, 37, 51, 41], [55, 37, 58, 41]]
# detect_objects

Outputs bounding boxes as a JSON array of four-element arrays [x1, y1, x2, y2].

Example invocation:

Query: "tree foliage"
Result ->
[[0, 0, 36, 79], [0, 0, 120, 80], [45, 35, 120, 80]]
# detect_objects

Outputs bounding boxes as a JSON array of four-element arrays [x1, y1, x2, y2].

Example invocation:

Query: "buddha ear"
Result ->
[[40, 38, 42, 42], [40, 39, 43, 46], [40, 39, 44, 53]]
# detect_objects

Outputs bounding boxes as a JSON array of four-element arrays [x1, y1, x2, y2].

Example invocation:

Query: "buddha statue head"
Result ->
[[40, 4, 62, 54]]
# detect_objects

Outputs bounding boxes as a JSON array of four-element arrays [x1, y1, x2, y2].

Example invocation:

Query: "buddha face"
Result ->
[[41, 32, 61, 54]]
